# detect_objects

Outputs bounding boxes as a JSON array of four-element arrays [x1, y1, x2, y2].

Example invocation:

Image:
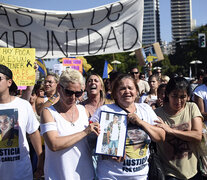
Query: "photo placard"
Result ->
[[96, 111, 127, 157]]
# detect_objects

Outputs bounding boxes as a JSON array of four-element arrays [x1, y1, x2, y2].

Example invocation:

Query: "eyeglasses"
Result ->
[[60, 85, 83, 98], [130, 72, 139, 75], [44, 80, 55, 84]]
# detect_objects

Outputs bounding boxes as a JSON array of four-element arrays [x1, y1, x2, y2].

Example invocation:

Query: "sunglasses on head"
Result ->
[[130, 72, 139, 75], [60, 85, 83, 98]]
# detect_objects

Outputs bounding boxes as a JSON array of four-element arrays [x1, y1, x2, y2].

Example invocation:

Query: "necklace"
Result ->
[[69, 109, 75, 126], [69, 106, 75, 126], [63, 105, 75, 126], [70, 121, 75, 126]]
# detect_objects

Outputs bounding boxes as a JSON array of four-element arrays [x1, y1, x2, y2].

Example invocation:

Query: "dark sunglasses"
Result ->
[[44, 80, 55, 84], [60, 85, 83, 98], [130, 72, 139, 75]]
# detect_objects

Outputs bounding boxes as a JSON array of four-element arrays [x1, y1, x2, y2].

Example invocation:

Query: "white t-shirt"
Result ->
[[139, 94, 157, 106], [110, 124, 119, 141], [137, 80, 150, 94], [41, 104, 94, 180], [91, 103, 158, 180], [0, 97, 39, 180], [193, 84, 207, 113]]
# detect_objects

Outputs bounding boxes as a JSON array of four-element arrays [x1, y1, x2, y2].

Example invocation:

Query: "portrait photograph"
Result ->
[[95, 111, 127, 157]]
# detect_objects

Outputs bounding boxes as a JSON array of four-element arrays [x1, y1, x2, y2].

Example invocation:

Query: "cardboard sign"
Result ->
[[135, 42, 164, 66], [62, 57, 83, 73], [0, 48, 36, 86]]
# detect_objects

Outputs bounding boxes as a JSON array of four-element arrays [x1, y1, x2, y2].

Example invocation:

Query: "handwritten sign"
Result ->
[[0, 0, 143, 58], [0, 48, 36, 86], [62, 58, 83, 73]]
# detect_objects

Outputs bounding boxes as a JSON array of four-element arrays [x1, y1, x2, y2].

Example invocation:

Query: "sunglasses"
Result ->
[[60, 85, 83, 98], [130, 72, 139, 75], [44, 80, 55, 84]]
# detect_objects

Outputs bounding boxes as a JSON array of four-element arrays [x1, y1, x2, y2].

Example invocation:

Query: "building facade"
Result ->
[[171, 0, 193, 52], [142, 0, 161, 46]]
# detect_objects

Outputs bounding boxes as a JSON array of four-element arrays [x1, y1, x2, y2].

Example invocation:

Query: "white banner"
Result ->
[[0, 0, 143, 58]]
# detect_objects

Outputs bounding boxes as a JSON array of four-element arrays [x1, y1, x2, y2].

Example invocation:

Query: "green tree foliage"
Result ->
[[169, 24, 207, 76], [153, 55, 179, 77], [85, 52, 138, 76]]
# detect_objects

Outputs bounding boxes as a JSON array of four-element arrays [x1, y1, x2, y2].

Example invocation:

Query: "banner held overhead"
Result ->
[[0, 0, 143, 58]]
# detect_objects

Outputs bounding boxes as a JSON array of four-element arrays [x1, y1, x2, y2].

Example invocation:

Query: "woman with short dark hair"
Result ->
[[91, 74, 165, 179]]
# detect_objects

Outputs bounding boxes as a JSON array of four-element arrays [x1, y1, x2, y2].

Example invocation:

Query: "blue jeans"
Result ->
[[108, 140, 118, 149]]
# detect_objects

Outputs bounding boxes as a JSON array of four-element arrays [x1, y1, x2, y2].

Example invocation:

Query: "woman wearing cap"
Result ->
[[41, 69, 100, 180]]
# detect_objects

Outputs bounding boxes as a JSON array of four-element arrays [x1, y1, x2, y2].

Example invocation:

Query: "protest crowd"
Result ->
[[1, 60, 207, 180], [0, 0, 207, 179]]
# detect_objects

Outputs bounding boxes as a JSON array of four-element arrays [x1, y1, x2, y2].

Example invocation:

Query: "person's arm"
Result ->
[[155, 116, 202, 142], [128, 113, 165, 142], [194, 94, 207, 121], [29, 130, 44, 178], [21, 62, 39, 101], [36, 95, 59, 116], [107, 130, 110, 144], [21, 86, 34, 101], [147, 62, 153, 77], [35, 97, 45, 116], [41, 108, 100, 152]]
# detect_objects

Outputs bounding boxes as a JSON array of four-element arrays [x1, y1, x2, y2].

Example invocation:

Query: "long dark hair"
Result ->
[[164, 77, 191, 102]]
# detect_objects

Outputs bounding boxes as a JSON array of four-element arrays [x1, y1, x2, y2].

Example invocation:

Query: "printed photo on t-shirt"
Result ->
[[0, 109, 20, 163], [125, 123, 150, 159]]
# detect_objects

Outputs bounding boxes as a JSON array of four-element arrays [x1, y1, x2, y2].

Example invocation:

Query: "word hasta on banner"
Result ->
[[0, 48, 36, 86], [0, 0, 144, 58]]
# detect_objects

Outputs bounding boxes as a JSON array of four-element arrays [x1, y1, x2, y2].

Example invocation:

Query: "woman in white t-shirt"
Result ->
[[91, 74, 165, 180], [139, 74, 160, 110], [40, 69, 100, 180]]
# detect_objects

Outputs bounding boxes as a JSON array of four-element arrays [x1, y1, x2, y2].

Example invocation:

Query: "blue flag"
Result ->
[[102, 60, 113, 79], [36, 58, 47, 76]]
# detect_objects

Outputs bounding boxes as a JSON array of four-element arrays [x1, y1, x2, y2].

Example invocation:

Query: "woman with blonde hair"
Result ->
[[161, 75, 170, 84], [41, 69, 100, 180], [81, 72, 106, 118]]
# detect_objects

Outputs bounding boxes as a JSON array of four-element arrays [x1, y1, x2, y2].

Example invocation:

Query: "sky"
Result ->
[[1, 0, 207, 43]]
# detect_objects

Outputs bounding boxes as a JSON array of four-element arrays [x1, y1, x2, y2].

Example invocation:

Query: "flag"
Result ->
[[102, 60, 113, 79], [36, 58, 47, 76], [77, 56, 92, 72]]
